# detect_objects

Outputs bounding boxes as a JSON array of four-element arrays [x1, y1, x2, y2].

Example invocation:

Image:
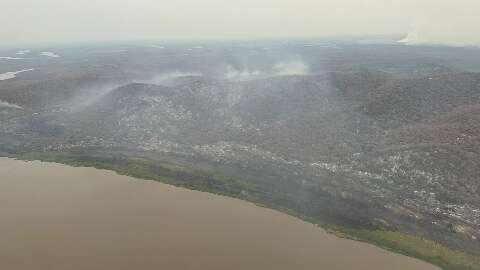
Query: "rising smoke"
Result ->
[[225, 60, 310, 81]]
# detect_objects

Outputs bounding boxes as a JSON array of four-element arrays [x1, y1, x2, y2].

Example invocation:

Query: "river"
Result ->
[[0, 157, 439, 270]]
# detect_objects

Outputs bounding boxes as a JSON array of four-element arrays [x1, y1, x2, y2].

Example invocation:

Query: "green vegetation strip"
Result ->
[[4, 150, 480, 270], [11, 151, 258, 199], [324, 227, 480, 270]]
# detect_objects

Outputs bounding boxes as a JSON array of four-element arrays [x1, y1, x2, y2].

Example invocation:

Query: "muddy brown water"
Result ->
[[0, 157, 439, 270]]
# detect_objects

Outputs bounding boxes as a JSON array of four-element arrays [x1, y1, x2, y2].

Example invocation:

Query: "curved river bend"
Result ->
[[0, 158, 439, 270]]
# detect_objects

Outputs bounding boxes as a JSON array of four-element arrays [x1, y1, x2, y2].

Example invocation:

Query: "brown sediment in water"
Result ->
[[0, 157, 439, 270]]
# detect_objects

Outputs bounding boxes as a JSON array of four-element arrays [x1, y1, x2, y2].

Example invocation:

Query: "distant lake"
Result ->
[[0, 158, 439, 270]]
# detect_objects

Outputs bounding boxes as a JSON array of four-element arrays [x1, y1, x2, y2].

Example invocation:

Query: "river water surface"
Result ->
[[0, 157, 439, 270]]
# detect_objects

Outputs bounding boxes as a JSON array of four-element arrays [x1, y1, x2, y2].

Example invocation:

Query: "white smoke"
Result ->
[[273, 61, 309, 76], [0, 100, 23, 110], [148, 45, 165, 49], [16, 50, 31, 55], [0, 69, 35, 81], [0, 49, 30, 58], [397, 1, 480, 47], [66, 71, 203, 112], [398, 29, 421, 45], [141, 71, 202, 86], [65, 83, 123, 112], [0, 57, 28, 60], [41, 51, 61, 58], [225, 66, 262, 81], [224, 60, 310, 81]]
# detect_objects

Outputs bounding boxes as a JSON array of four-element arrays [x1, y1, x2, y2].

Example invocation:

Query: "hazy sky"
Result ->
[[1, 0, 479, 46]]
